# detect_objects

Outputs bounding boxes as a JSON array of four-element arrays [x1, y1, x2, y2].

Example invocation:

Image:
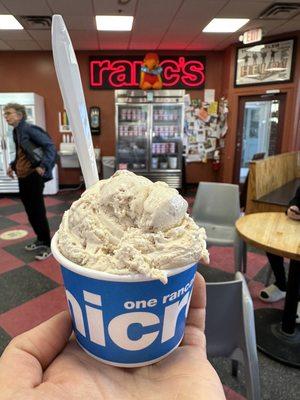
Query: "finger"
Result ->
[[0, 311, 72, 389], [190, 272, 206, 310], [182, 272, 207, 348]]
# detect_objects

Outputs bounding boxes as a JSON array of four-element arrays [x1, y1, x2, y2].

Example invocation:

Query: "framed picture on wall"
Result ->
[[235, 38, 295, 87]]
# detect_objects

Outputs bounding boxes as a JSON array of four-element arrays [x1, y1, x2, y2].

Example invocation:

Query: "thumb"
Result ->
[[0, 311, 72, 389], [181, 272, 207, 350]]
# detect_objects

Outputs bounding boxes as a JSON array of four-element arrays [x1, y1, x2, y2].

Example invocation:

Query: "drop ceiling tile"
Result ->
[[291, 12, 300, 21], [92, 0, 137, 15], [0, 0, 52, 15], [217, 1, 270, 19], [4, 40, 41, 50], [27, 29, 51, 41], [98, 31, 130, 50], [63, 15, 96, 30], [186, 33, 232, 50], [36, 39, 51, 50], [0, 2, 9, 13], [129, 0, 182, 49], [69, 29, 97, 41], [47, 0, 94, 16], [267, 19, 300, 34], [245, 19, 288, 35], [0, 39, 12, 50], [69, 29, 98, 49], [158, 0, 227, 49], [73, 40, 98, 50], [0, 30, 31, 40]]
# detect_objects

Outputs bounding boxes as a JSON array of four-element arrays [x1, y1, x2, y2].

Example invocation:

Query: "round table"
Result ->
[[236, 212, 300, 368]]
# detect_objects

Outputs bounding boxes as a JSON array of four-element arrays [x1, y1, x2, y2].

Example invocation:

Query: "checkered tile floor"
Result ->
[[0, 190, 299, 400]]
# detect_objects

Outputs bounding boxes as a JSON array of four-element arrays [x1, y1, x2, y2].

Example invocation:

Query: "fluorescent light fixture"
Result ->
[[96, 15, 133, 31], [0, 15, 23, 30], [203, 18, 249, 33]]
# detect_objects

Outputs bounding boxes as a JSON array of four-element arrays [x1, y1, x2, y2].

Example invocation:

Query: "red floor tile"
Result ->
[[0, 248, 24, 274], [0, 225, 35, 248], [44, 196, 64, 206], [248, 280, 285, 310], [208, 246, 236, 273], [0, 198, 18, 207], [0, 286, 67, 337], [224, 385, 246, 400], [208, 246, 266, 277], [8, 211, 55, 225], [243, 251, 267, 279], [29, 256, 63, 285]]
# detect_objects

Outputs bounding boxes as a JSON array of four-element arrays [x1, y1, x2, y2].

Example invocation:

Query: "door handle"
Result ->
[[3, 139, 7, 150]]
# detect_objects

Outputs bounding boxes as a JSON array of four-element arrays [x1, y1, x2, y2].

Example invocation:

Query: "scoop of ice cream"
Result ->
[[57, 170, 209, 282]]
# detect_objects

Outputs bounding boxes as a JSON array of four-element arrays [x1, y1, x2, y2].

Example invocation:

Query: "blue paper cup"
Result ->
[[51, 233, 197, 367]]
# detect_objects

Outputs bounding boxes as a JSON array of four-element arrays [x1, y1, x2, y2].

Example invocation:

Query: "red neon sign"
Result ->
[[89, 55, 205, 90]]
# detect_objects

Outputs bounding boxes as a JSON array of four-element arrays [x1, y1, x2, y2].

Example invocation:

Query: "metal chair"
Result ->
[[191, 182, 246, 272], [205, 272, 261, 400]]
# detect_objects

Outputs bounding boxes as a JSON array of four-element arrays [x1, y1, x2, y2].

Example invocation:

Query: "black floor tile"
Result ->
[[47, 203, 72, 214], [0, 216, 19, 230], [0, 265, 58, 313], [0, 326, 11, 355], [55, 191, 82, 202], [198, 264, 235, 282], [254, 262, 289, 285], [3, 238, 42, 264], [0, 203, 24, 216], [48, 215, 63, 232]]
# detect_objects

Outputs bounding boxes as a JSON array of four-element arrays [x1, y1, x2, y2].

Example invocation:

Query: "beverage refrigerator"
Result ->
[[115, 90, 185, 188], [0, 92, 58, 194]]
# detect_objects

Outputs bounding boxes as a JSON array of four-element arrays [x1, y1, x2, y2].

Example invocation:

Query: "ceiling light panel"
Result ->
[[203, 18, 249, 33], [0, 15, 23, 30], [96, 15, 134, 31]]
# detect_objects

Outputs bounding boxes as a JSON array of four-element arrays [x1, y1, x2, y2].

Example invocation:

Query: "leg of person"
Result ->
[[22, 172, 51, 258], [260, 252, 286, 302], [281, 259, 300, 334], [19, 175, 46, 251]]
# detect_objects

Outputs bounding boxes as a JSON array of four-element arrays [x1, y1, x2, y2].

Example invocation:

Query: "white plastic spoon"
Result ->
[[51, 14, 98, 188]]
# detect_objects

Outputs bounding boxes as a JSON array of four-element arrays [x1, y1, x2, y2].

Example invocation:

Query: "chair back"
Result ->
[[205, 279, 243, 357], [205, 274, 260, 400], [192, 182, 240, 226]]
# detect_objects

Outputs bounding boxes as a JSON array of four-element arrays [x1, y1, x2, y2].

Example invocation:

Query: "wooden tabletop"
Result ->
[[236, 212, 300, 261]]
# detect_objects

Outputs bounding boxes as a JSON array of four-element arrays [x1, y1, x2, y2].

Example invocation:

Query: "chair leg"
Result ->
[[234, 239, 246, 273], [231, 360, 238, 377], [265, 264, 273, 287], [242, 241, 247, 274]]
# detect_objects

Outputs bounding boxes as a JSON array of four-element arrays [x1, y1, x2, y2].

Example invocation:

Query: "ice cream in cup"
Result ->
[[51, 170, 209, 367]]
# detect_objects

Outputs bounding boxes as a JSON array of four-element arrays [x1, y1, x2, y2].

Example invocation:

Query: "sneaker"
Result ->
[[296, 302, 300, 324], [25, 240, 47, 251], [35, 247, 52, 261], [259, 284, 286, 303]]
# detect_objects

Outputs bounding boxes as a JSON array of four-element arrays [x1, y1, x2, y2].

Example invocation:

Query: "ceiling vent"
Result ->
[[17, 15, 52, 30], [259, 2, 300, 20]]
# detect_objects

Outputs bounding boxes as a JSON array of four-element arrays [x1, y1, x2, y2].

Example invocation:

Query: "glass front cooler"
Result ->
[[116, 104, 149, 171], [151, 104, 183, 172]]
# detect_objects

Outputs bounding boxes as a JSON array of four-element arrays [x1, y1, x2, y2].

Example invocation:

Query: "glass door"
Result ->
[[151, 104, 183, 171], [235, 94, 285, 184], [116, 104, 149, 171]]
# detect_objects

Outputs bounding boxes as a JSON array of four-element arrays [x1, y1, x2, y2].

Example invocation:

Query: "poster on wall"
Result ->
[[235, 39, 295, 86], [183, 97, 228, 163]]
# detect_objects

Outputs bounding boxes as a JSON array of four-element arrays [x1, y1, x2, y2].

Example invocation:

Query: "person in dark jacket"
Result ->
[[5, 103, 57, 260], [260, 186, 300, 321]]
